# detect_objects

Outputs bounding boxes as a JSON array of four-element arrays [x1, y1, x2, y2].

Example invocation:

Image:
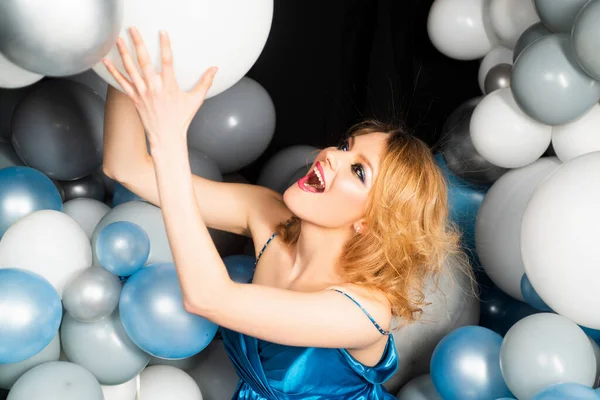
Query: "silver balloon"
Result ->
[[511, 34, 600, 126], [61, 310, 150, 385], [188, 77, 276, 174], [187, 339, 240, 400], [572, 0, 600, 81], [7, 361, 103, 400], [60, 173, 106, 202], [534, 0, 589, 33], [63, 198, 111, 240], [11, 80, 105, 180], [513, 22, 551, 62], [189, 149, 222, 182], [0, 334, 60, 390], [257, 145, 319, 193], [62, 266, 121, 323], [0, 0, 123, 76], [0, 143, 23, 169], [484, 63, 512, 94], [396, 375, 442, 400], [441, 98, 507, 185]]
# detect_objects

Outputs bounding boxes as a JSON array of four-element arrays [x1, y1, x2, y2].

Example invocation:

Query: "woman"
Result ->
[[101, 28, 466, 399]]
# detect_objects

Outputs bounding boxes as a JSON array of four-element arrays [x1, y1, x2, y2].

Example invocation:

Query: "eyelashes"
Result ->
[[337, 139, 365, 183]]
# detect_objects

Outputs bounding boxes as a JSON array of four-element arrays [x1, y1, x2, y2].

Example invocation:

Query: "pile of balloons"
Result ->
[[400, 0, 600, 398]]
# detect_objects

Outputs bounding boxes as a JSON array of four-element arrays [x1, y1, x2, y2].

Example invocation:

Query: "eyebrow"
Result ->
[[350, 136, 374, 173]]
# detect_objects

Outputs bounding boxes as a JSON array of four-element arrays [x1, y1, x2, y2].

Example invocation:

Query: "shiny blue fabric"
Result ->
[[221, 328, 398, 399]]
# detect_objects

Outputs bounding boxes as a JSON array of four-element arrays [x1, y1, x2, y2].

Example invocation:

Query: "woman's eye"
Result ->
[[337, 140, 349, 151], [352, 164, 365, 183]]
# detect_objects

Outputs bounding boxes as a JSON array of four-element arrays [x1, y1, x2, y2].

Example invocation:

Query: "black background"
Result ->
[[240, 0, 481, 181]]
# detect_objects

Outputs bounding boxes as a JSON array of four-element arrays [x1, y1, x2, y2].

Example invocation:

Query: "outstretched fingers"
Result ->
[[159, 31, 177, 85], [191, 67, 218, 101], [115, 37, 147, 96], [102, 58, 137, 99]]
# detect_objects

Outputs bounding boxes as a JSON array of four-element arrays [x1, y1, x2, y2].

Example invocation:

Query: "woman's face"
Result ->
[[283, 131, 388, 229]]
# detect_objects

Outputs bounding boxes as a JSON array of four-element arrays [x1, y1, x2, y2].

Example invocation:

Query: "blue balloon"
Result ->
[[119, 263, 218, 359], [0, 268, 62, 363], [223, 255, 255, 284], [0, 166, 62, 237], [112, 182, 145, 207], [479, 284, 540, 337], [520, 273, 552, 312], [97, 221, 150, 277], [431, 326, 513, 400], [434, 154, 488, 264], [532, 383, 599, 399]]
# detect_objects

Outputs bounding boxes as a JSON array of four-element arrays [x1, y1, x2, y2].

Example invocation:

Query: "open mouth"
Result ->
[[297, 161, 326, 193]]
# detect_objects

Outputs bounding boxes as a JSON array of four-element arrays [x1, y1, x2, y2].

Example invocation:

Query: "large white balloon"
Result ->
[[478, 46, 513, 93], [521, 151, 600, 329], [552, 104, 600, 163], [0, 53, 42, 89], [470, 88, 552, 168], [427, 0, 498, 60], [0, 210, 91, 297], [476, 157, 561, 301], [93, 0, 273, 98], [139, 366, 202, 400], [489, 0, 540, 49]]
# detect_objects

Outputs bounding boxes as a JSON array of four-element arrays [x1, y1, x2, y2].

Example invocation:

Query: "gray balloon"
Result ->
[[61, 310, 149, 385], [187, 339, 240, 400], [63, 198, 110, 240], [0, 0, 122, 77], [534, 0, 590, 33], [0, 143, 23, 169], [511, 34, 600, 126], [0, 334, 60, 390], [62, 266, 121, 323], [189, 149, 223, 182], [484, 63, 512, 94], [513, 22, 552, 62], [257, 145, 319, 193], [11, 80, 105, 180], [396, 375, 442, 400], [92, 201, 173, 266], [188, 77, 276, 174], [60, 173, 105, 202], [441, 98, 507, 184], [63, 70, 108, 101], [7, 361, 103, 400], [572, 0, 600, 81], [0, 86, 35, 143], [286, 166, 311, 190]]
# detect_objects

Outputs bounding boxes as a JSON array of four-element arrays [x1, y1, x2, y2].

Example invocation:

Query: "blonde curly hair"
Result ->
[[277, 120, 471, 323]]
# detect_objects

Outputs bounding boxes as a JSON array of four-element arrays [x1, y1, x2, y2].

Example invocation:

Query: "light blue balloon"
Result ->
[[223, 255, 255, 284], [520, 274, 552, 312], [96, 221, 150, 277], [532, 383, 599, 399], [119, 263, 218, 359], [0, 166, 62, 237], [430, 326, 513, 400], [0, 269, 62, 364], [112, 182, 145, 207]]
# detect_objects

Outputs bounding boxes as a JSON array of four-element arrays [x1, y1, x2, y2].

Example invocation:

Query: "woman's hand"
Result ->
[[102, 27, 218, 150]]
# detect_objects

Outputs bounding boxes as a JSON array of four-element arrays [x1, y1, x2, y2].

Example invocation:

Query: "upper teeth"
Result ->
[[314, 167, 324, 186]]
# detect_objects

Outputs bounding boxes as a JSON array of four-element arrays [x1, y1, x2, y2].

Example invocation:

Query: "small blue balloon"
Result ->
[[532, 383, 599, 399], [112, 182, 145, 207], [0, 166, 62, 237], [119, 263, 218, 359], [223, 255, 255, 284], [431, 326, 513, 400], [520, 273, 552, 312], [0, 268, 62, 363], [97, 221, 150, 277]]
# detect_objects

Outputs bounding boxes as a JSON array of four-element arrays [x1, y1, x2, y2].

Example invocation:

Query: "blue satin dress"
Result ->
[[221, 231, 399, 399]]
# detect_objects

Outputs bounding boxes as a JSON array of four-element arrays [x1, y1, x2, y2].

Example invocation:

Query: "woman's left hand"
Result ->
[[102, 27, 218, 150]]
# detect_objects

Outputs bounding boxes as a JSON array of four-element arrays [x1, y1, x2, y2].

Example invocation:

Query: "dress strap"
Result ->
[[255, 231, 279, 265], [330, 289, 390, 336]]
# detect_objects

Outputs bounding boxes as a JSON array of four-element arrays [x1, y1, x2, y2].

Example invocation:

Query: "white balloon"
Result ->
[[470, 88, 552, 168], [427, 0, 498, 60], [139, 366, 202, 400], [63, 198, 111, 240], [478, 46, 513, 94], [101, 376, 138, 400], [396, 374, 442, 400], [0, 210, 91, 297], [521, 151, 600, 329], [489, 0, 540, 49], [476, 157, 561, 301], [384, 255, 479, 393], [552, 104, 600, 163], [0, 53, 42, 89], [93, 0, 273, 98]]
